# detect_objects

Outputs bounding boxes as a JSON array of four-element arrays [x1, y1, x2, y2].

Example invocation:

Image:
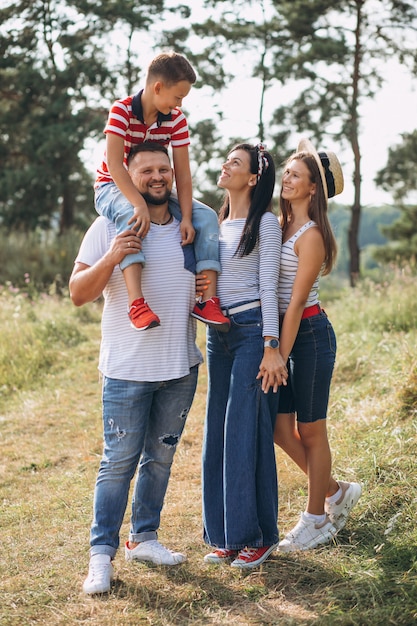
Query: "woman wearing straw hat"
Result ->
[[274, 139, 361, 552]]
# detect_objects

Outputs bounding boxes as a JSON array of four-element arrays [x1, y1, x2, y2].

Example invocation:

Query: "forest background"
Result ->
[[1, 0, 417, 291], [2, 2, 417, 624]]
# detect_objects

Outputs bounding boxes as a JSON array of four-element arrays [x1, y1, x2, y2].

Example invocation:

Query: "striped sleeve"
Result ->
[[259, 212, 281, 338], [216, 214, 280, 338], [104, 99, 130, 138], [75, 216, 112, 267], [169, 109, 190, 148]]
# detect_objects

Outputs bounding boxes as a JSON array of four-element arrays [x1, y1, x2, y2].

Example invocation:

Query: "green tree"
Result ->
[[375, 130, 417, 203], [179, 0, 290, 149], [182, 0, 417, 284], [0, 0, 167, 232], [373, 131, 417, 265], [187, 118, 226, 209], [271, 0, 417, 285], [0, 1, 110, 231]]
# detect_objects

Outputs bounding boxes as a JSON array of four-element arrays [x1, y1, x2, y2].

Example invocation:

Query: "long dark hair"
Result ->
[[218, 143, 276, 257], [280, 151, 337, 275]]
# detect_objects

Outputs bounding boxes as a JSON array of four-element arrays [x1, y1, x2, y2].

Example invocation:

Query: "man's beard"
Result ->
[[141, 188, 171, 205]]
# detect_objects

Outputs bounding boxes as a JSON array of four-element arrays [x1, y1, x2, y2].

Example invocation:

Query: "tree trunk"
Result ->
[[348, 201, 361, 287], [349, 121, 362, 286], [348, 0, 364, 287], [59, 186, 74, 233]]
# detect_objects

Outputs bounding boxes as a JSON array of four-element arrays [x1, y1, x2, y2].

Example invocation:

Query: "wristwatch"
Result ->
[[264, 338, 279, 349]]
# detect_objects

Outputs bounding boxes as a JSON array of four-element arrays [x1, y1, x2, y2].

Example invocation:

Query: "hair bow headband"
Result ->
[[256, 143, 269, 180]]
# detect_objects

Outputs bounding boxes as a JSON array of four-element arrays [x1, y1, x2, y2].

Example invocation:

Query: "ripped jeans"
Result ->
[[89, 366, 199, 558]]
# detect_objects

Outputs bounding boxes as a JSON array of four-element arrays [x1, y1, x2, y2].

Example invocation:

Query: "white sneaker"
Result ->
[[279, 513, 337, 552], [83, 554, 114, 594], [124, 540, 186, 565], [326, 481, 362, 531]]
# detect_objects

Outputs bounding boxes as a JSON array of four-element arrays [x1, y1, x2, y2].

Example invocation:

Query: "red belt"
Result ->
[[301, 304, 321, 319]]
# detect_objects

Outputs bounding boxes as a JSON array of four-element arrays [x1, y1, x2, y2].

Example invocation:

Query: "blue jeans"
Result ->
[[89, 366, 199, 558], [95, 183, 221, 273], [278, 311, 336, 422], [202, 304, 279, 550]]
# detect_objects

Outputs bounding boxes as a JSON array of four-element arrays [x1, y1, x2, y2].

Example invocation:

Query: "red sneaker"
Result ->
[[128, 298, 160, 331], [230, 543, 279, 569], [203, 548, 238, 564], [191, 297, 230, 332]]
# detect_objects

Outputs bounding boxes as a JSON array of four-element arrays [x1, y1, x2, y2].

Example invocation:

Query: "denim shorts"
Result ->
[[278, 311, 336, 423]]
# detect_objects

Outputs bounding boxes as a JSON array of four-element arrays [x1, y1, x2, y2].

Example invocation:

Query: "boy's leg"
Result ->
[[190, 199, 229, 331], [124, 265, 160, 331], [169, 194, 230, 332], [96, 183, 159, 331], [125, 262, 160, 331], [169, 194, 221, 274], [123, 264, 143, 304]]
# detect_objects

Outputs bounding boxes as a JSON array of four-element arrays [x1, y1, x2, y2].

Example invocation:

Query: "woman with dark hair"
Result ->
[[275, 139, 361, 552], [200, 143, 287, 569]]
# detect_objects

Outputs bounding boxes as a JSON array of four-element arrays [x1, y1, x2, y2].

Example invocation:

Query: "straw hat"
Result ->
[[297, 138, 344, 200]]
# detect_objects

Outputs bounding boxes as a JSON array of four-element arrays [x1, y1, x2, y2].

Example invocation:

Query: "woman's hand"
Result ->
[[195, 272, 211, 299], [257, 349, 288, 393]]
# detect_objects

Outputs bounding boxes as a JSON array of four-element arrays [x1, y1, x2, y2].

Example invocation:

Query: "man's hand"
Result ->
[[180, 218, 195, 245], [69, 229, 142, 307], [108, 229, 142, 265]]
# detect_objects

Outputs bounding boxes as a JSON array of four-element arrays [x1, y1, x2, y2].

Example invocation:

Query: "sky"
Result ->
[[188, 60, 417, 207], [89, 3, 417, 209]]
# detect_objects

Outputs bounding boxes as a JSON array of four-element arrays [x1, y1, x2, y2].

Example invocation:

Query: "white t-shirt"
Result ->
[[217, 211, 281, 338], [75, 216, 203, 382]]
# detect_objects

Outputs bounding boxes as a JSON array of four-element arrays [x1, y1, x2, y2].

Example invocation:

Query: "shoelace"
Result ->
[[238, 547, 258, 560], [288, 523, 308, 540], [90, 562, 111, 578], [216, 549, 236, 557]]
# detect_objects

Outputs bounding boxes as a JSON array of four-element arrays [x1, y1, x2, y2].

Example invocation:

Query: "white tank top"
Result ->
[[278, 220, 320, 315]]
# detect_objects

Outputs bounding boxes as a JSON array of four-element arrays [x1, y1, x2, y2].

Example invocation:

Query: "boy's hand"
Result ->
[[128, 204, 151, 238], [180, 219, 195, 245]]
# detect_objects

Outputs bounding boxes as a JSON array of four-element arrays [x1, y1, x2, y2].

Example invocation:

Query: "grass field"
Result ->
[[1, 272, 416, 625]]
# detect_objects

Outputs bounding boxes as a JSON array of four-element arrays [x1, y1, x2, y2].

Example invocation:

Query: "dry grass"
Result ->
[[1, 278, 417, 625]]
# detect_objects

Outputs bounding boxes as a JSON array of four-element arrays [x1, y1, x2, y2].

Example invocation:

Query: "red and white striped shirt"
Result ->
[[95, 91, 190, 186]]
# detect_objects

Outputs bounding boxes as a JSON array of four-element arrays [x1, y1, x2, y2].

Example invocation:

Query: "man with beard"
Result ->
[[70, 142, 203, 594]]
